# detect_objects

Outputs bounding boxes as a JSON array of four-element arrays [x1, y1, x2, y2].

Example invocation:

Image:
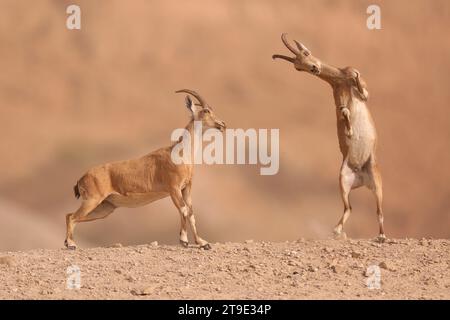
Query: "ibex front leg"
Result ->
[[339, 105, 353, 137], [170, 186, 211, 250], [181, 183, 211, 250], [170, 189, 189, 248]]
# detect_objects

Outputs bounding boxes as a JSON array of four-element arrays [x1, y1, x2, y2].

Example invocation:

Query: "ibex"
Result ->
[[64, 89, 226, 250], [273, 34, 385, 242]]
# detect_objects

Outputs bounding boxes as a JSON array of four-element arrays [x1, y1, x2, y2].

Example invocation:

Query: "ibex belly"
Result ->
[[340, 100, 376, 169], [106, 192, 169, 208]]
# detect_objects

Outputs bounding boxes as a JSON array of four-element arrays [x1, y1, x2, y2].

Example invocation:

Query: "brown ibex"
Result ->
[[65, 89, 226, 250], [273, 34, 385, 242]]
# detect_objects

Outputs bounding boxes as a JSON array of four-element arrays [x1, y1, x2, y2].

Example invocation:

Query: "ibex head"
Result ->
[[272, 33, 322, 75], [176, 89, 226, 132]]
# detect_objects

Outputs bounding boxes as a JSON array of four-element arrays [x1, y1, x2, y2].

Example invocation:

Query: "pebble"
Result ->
[[131, 286, 154, 296], [150, 241, 158, 247], [111, 243, 123, 248], [307, 265, 318, 272], [245, 240, 254, 244], [331, 265, 341, 274], [378, 261, 389, 270], [323, 247, 334, 253], [351, 251, 362, 258]]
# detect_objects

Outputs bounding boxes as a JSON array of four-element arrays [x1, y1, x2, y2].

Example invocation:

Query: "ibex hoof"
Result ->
[[200, 243, 212, 250], [333, 231, 347, 240], [64, 239, 77, 250], [376, 234, 386, 243], [179, 240, 189, 248]]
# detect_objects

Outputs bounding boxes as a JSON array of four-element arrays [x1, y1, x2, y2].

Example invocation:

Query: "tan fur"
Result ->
[[273, 34, 385, 241], [64, 90, 226, 250]]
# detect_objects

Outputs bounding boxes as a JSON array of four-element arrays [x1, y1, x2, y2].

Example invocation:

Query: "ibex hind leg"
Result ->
[[365, 160, 386, 243], [65, 198, 107, 249], [79, 201, 116, 221], [334, 159, 363, 239]]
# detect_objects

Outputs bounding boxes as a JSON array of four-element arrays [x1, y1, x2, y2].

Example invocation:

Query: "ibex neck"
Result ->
[[316, 62, 345, 86], [170, 119, 201, 165]]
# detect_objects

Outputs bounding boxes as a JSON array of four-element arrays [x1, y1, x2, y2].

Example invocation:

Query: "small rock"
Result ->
[[115, 269, 122, 274], [150, 241, 158, 247], [323, 247, 334, 253], [287, 260, 298, 266], [111, 243, 123, 248], [126, 275, 137, 282], [131, 286, 154, 296], [331, 265, 341, 274], [307, 265, 318, 272], [245, 239, 254, 244], [0, 256, 14, 267], [379, 262, 389, 270], [351, 251, 362, 258]]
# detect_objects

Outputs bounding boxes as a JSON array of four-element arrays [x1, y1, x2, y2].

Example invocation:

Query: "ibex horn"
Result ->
[[175, 89, 208, 108]]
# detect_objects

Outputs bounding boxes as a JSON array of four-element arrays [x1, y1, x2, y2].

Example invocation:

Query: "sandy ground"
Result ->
[[0, 239, 449, 300]]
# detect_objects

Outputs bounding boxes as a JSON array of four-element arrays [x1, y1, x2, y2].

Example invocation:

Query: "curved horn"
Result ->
[[175, 89, 208, 107], [272, 54, 295, 63], [281, 33, 299, 55], [294, 40, 310, 53]]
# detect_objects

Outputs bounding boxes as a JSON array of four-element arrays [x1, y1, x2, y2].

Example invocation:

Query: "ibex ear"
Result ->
[[185, 95, 202, 117]]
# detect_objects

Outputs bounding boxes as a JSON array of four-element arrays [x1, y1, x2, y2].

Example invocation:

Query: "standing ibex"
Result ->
[[65, 89, 226, 250], [273, 34, 385, 242]]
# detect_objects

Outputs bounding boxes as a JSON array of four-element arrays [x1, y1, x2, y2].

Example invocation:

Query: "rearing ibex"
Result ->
[[273, 34, 385, 242], [65, 89, 226, 250]]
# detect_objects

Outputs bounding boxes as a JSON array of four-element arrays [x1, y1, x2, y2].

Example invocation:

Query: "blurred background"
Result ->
[[0, 0, 449, 251]]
